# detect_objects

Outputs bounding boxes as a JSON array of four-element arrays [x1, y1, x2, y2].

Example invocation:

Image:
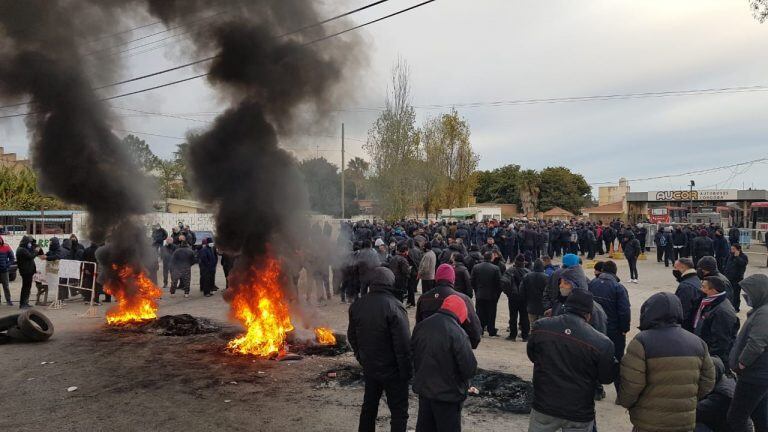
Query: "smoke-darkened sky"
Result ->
[[2, 0, 768, 193]]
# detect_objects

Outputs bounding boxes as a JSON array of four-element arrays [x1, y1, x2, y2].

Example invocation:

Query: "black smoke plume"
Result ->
[[0, 1, 151, 242], [144, 0, 363, 259]]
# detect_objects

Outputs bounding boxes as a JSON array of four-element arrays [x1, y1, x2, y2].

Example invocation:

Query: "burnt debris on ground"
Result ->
[[104, 314, 221, 336], [287, 332, 351, 357], [466, 369, 533, 414], [316, 365, 365, 389]]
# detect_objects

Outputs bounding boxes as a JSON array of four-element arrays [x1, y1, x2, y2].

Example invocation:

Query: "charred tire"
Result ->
[[17, 309, 54, 342], [7, 325, 32, 342], [0, 313, 20, 332]]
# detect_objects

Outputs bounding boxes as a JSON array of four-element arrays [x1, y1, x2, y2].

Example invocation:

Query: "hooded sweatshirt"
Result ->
[[729, 274, 768, 384], [619, 292, 715, 432], [0, 235, 15, 273]]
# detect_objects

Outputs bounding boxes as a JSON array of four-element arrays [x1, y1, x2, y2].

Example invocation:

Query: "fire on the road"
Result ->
[[226, 258, 294, 358], [314, 327, 337, 345], [105, 265, 162, 326]]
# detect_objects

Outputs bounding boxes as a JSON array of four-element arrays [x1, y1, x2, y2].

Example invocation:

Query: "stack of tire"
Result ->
[[0, 309, 54, 343]]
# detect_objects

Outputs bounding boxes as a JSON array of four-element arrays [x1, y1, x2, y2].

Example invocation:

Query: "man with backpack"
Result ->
[[502, 254, 530, 341]]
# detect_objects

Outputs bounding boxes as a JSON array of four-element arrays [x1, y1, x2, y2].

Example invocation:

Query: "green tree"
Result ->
[[474, 164, 522, 205], [123, 134, 159, 172], [0, 166, 66, 210], [537, 167, 592, 214], [364, 58, 420, 220], [299, 157, 359, 218], [346, 156, 370, 199], [518, 169, 541, 217]]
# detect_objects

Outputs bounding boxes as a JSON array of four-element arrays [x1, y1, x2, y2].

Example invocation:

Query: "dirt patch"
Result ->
[[466, 369, 533, 414], [316, 365, 365, 389]]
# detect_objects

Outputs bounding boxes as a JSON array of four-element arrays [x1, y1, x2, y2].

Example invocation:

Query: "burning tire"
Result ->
[[0, 313, 20, 332], [16, 310, 54, 342]]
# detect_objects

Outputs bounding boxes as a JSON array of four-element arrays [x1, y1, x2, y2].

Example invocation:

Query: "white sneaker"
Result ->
[[184, 293, 190, 298]]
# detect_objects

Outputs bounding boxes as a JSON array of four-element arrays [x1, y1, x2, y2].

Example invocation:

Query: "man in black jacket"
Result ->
[[672, 227, 688, 261], [696, 357, 736, 432], [695, 276, 739, 367], [470, 252, 502, 337], [692, 229, 715, 267], [412, 295, 477, 432], [15, 236, 36, 309], [521, 259, 548, 324], [502, 254, 530, 341], [170, 236, 197, 298], [160, 237, 177, 289], [725, 244, 749, 312], [674, 257, 704, 332], [388, 242, 411, 304], [416, 264, 481, 349], [697, 256, 733, 302], [527, 290, 616, 431], [348, 267, 411, 432]]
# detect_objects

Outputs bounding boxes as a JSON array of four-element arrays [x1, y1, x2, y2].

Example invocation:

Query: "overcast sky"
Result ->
[[2, 0, 768, 194]]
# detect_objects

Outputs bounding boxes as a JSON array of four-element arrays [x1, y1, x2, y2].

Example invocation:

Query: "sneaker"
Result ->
[[505, 335, 516, 341], [184, 293, 189, 298]]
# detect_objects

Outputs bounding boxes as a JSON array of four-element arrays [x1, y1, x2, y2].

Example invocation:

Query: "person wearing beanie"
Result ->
[[692, 230, 715, 270], [728, 274, 768, 431], [348, 267, 412, 432], [416, 263, 482, 349], [412, 294, 477, 432], [622, 231, 642, 283], [694, 276, 739, 367], [521, 259, 549, 324], [527, 289, 616, 431], [697, 255, 733, 302], [619, 293, 715, 432], [450, 252, 473, 299], [501, 254, 531, 341], [551, 266, 608, 334], [388, 242, 412, 306]]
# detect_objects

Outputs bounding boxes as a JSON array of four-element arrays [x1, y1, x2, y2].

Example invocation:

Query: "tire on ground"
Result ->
[[0, 313, 20, 332], [7, 325, 32, 342], [17, 309, 54, 342]]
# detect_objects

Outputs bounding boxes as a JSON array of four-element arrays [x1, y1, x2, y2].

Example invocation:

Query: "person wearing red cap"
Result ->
[[416, 264, 482, 349], [412, 295, 478, 432]]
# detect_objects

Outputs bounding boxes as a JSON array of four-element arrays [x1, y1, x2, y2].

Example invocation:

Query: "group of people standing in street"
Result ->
[[341, 218, 768, 432]]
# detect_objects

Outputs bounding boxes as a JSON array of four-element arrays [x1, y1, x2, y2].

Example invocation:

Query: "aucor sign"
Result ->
[[648, 189, 738, 202]]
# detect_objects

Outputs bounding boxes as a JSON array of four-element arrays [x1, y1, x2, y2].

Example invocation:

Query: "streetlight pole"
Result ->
[[341, 123, 345, 220], [689, 180, 695, 220]]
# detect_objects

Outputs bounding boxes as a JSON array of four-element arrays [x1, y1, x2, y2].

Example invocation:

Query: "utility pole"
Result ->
[[341, 123, 345, 219]]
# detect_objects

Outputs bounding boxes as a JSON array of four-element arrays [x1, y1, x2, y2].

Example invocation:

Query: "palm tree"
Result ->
[[517, 169, 541, 217], [346, 157, 370, 199]]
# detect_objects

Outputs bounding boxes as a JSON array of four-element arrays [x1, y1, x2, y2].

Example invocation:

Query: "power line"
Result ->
[[588, 157, 768, 186], [0, 0, 398, 113], [0, 0, 436, 118]]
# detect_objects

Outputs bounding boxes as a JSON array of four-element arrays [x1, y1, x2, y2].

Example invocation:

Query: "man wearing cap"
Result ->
[[527, 290, 617, 431], [348, 267, 412, 432], [417, 264, 482, 349], [694, 276, 739, 367], [412, 295, 478, 432]]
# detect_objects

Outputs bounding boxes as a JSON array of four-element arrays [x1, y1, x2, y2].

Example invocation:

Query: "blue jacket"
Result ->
[[198, 245, 218, 272], [0, 236, 15, 273], [588, 272, 631, 335]]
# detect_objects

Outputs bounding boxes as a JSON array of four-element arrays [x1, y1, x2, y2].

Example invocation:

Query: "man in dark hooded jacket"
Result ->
[[159, 237, 177, 289], [692, 230, 715, 267], [674, 257, 704, 332], [416, 264, 482, 349], [15, 235, 35, 309], [348, 267, 411, 432], [170, 236, 197, 298], [412, 295, 477, 432], [725, 244, 749, 312], [695, 276, 739, 368], [727, 274, 768, 432], [198, 238, 217, 297], [696, 357, 736, 432], [619, 292, 715, 432], [501, 254, 530, 341]]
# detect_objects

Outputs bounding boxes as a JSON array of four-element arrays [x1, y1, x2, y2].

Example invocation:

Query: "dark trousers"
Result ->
[[421, 279, 435, 294], [727, 379, 768, 432], [416, 397, 462, 432], [359, 376, 409, 432], [20, 273, 33, 307], [733, 280, 742, 311], [162, 261, 172, 287], [407, 276, 417, 306], [507, 297, 529, 340], [587, 242, 596, 260], [608, 331, 626, 393], [656, 246, 664, 262], [172, 270, 191, 294], [200, 270, 215, 295], [333, 269, 345, 301], [627, 256, 638, 280], [476, 298, 498, 336]]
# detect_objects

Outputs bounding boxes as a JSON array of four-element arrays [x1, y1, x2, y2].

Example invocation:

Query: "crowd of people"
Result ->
[[341, 218, 768, 432]]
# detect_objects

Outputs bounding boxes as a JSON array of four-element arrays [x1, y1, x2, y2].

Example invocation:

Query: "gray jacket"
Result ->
[[730, 274, 768, 384], [418, 250, 436, 280]]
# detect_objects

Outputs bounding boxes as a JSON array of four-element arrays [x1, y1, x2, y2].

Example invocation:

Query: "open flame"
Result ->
[[226, 257, 294, 358], [104, 265, 162, 326], [314, 327, 337, 345]]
